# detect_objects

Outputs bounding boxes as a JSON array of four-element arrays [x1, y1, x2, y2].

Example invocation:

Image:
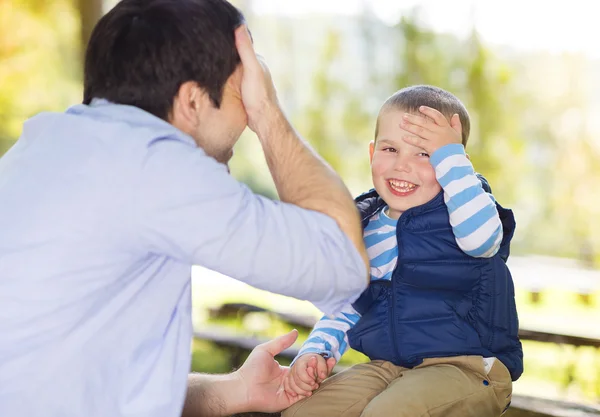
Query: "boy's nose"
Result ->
[[393, 155, 411, 172]]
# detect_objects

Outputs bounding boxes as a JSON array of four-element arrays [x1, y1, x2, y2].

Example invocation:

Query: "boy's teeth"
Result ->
[[389, 180, 416, 191]]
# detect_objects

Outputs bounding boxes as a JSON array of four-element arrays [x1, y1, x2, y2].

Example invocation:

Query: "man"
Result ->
[[0, 1, 369, 417]]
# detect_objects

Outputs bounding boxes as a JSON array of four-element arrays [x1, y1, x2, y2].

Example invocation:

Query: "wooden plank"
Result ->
[[506, 395, 600, 416], [518, 329, 600, 348], [209, 302, 600, 348], [194, 328, 301, 360], [209, 303, 317, 332]]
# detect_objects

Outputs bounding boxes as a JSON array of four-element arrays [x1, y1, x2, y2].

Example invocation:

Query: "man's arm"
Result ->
[[136, 139, 366, 315], [181, 331, 302, 417], [431, 144, 503, 258], [234, 26, 369, 276], [182, 373, 241, 417], [255, 111, 369, 275]]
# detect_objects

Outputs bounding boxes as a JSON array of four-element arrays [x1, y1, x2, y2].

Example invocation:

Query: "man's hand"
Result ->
[[233, 25, 370, 298], [235, 330, 306, 413], [234, 24, 280, 136], [400, 106, 463, 155], [284, 353, 336, 397]]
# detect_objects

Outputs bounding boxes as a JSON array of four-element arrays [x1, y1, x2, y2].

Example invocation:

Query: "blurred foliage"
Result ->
[[0, 0, 82, 154], [1, 1, 598, 263]]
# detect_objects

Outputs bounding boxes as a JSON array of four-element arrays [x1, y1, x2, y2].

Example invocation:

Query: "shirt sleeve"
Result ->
[[134, 136, 367, 315], [294, 303, 361, 363], [430, 144, 503, 258]]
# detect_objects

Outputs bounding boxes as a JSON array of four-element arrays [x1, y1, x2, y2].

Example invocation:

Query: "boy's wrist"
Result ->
[[291, 350, 325, 367], [295, 350, 331, 360], [430, 143, 466, 168]]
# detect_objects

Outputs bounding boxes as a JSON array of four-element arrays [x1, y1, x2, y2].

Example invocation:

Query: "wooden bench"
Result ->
[[506, 395, 600, 416], [194, 326, 301, 367], [208, 302, 316, 333], [518, 329, 600, 348]]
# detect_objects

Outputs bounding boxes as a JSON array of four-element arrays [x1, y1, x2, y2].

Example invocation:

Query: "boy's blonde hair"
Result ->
[[375, 85, 471, 147]]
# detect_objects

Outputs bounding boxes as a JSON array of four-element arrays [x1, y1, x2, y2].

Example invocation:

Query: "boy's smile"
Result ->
[[387, 179, 418, 196]]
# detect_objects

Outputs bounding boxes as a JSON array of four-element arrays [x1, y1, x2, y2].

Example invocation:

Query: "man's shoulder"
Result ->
[[61, 101, 196, 149]]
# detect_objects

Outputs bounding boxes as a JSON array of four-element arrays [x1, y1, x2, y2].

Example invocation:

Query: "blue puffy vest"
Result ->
[[347, 183, 523, 381]]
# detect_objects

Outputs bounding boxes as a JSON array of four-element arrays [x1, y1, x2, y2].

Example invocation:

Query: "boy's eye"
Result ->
[[383, 147, 397, 153], [417, 152, 430, 157]]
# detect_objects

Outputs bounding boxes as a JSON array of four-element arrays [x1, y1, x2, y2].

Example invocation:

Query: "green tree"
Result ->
[[76, 0, 104, 57], [0, 0, 81, 155]]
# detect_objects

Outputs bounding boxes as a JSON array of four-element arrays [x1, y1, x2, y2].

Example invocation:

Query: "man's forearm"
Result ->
[[255, 109, 369, 275], [182, 372, 246, 417]]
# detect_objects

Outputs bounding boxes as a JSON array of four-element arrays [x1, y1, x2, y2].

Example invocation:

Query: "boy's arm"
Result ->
[[294, 304, 361, 363], [430, 144, 503, 258]]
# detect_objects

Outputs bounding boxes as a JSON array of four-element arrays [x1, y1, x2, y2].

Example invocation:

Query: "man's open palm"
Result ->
[[238, 330, 305, 412]]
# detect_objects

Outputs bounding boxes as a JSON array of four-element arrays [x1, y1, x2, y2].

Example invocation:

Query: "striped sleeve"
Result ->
[[294, 303, 362, 363], [430, 144, 503, 258]]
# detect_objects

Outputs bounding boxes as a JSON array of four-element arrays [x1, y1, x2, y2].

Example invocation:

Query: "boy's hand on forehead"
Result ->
[[400, 106, 462, 155]]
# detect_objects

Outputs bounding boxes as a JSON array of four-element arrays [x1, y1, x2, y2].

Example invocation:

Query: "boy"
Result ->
[[282, 85, 522, 417]]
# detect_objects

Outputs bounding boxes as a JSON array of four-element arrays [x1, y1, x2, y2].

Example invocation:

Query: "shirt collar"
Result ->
[[65, 98, 196, 146]]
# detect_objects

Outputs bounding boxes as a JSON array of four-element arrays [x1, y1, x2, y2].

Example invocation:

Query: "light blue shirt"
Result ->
[[0, 100, 367, 417]]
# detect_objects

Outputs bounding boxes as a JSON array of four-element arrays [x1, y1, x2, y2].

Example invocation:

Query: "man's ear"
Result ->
[[170, 82, 209, 134], [369, 140, 375, 163]]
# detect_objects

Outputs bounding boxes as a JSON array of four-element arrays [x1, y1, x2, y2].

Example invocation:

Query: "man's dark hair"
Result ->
[[83, 0, 245, 121], [377, 85, 471, 146]]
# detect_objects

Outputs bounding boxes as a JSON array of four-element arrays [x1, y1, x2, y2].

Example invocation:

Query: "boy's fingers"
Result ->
[[315, 357, 329, 382], [326, 357, 337, 375], [289, 373, 313, 396], [306, 366, 319, 389], [418, 106, 448, 126], [283, 375, 297, 397], [401, 118, 433, 140], [402, 135, 429, 152], [287, 374, 303, 395], [306, 355, 319, 380], [293, 372, 317, 392], [298, 366, 316, 385], [402, 113, 432, 130]]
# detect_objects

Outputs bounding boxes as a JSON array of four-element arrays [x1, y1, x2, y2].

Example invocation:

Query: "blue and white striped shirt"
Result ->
[[296, 143, 503, 363]]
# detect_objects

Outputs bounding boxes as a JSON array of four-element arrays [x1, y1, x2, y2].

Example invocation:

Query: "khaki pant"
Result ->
[[282, 356, 512, 417]]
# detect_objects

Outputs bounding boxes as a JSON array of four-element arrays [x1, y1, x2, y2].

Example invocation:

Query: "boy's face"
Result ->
[[370, 108, 441, 219]]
